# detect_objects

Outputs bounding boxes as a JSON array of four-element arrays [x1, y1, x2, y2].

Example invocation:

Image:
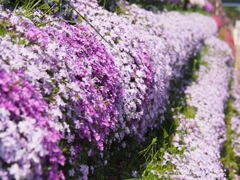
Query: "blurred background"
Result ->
[[222, 0, 240, 73]]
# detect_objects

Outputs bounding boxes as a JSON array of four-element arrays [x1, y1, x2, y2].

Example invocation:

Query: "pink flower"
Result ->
[[204, 0, 214, 13]]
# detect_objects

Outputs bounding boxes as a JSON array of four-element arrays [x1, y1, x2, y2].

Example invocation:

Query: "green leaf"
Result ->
[[163, 128, 169, 139], [0, 25, 7, 37], [37, 20, 59, 27], [77, 16, 83, 24], [52, 87, 59, 95]]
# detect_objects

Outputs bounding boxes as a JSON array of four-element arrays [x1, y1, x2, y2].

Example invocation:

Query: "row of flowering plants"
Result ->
[[0, 0, 229, 179], [158, 37, 233, 179]]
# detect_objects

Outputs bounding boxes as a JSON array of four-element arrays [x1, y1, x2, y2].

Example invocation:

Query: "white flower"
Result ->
[[69, 169, 75, 177], [9, 15, 19, 26], [70, 146, 75, 156], [189, 0, 205, 7], [132, 170, 138, 177], [80, 164, 89, 180], [9, 164, 21, 180], [50, 107, 63, 119]]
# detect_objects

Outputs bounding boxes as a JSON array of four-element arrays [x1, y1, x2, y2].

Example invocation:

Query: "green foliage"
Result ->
[[139, 134, 185, 179], [2, 0, 44, 11], [200, 60, 208, 67], [190, 45, 209, 81], [183, 105, 197, 119], [224, 6, 240, 20], [0, 24, 7, 37], [0, 0, 66, 25]]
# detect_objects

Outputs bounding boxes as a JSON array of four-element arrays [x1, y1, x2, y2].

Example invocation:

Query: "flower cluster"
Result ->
[[1, 8, 121, 178], [0, 69, 64, 180], [25, 21, 121, 151]]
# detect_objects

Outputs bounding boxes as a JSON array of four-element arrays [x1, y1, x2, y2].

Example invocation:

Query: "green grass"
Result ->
[[0, 0, 64, 25]]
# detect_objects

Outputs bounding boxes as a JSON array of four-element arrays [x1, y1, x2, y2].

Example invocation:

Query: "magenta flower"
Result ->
[[204, 0, 215, 13]]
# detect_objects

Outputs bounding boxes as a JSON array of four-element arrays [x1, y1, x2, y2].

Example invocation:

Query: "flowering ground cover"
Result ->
[[0, 0, 238, 179], [161, 37, 233, 179]]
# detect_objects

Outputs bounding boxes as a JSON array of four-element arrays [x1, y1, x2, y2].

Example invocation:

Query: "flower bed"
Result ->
[[0, 1, 221, 179]]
